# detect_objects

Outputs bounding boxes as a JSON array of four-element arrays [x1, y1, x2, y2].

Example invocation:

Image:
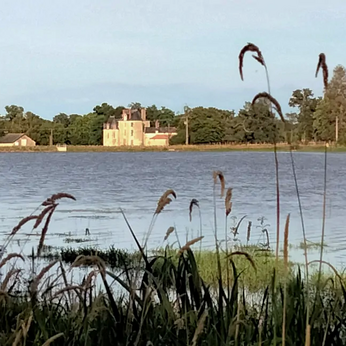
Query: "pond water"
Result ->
[[0, 151, 345, 268]]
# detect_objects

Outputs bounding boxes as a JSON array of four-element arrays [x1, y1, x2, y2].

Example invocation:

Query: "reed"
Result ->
[[282, 214, 290, 346], [0, 253, 24, 268], [213, 170, 225, 197], [315, 53, 329, 90], [37, 204, 57, 256], [225, 188, 233, 217], [189, 198, 199, 222], [164, 226, 175, 241], [247, 221, 252, 243], [178, 236, 204, 255]]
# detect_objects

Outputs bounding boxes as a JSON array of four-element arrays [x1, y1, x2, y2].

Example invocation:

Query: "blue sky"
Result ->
[[0, 0, 344, 119]]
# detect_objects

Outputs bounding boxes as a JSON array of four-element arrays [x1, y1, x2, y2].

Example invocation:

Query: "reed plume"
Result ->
[[52, 285, 85, 299], [42, 192, 76, 206], [31, 260, 59, 293], [155, 189, 176, 214], [178, 236, 204, 255], [0, 253, 24, 268], [164, 226, 175, 241], [37, 204, 57, 257], [192, 310, 208, 346], [71, 255, 106, 272], [225, 188, 233, 217], [85, 270, 97, 288], [1, 268, 21, 290], [189, 199, 199, 221], [11, 215, 38, 235], [247, 221, 252, 243], [252, 92, 285, 123], [213, 171, 225, 197], [315, 53, 329, 90], [34, 204, 57, 229], [238, 43, 265, 80], [41, 333, 64, 346]]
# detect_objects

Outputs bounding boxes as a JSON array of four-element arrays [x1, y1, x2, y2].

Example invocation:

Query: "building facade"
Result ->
[[0, 133, 36, 147], [103, 108, 176, 147]]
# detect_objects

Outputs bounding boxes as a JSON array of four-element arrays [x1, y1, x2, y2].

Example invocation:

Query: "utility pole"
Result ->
[[184, 106, 189, 145], [336, 115, 339, 143], [49, 129, 53, 146]]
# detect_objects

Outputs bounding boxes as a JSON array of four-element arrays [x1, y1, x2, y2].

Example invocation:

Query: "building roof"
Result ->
[[151, 134, 170, 140], [0, 133, 25, 143], [145, 127, 177, 134]]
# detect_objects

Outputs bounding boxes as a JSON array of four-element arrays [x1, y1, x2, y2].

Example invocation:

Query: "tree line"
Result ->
[[0, 64, 345, 146]]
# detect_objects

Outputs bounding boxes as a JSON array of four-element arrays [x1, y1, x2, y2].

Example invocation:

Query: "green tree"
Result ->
[[288, 89, 319, 142], [93, 103, 124, 121], [68, 115, 90, 145], [313, 65, 346, 142], [171, 107, 233, 144], [53, 113, 70, 128], [88, 113, 104, 145], [0, 116, 6, 137], [146, 105, 176, 127], [5, 105, 24, 121], [128, 102, 142, 110], [236, 101, 284, 143]]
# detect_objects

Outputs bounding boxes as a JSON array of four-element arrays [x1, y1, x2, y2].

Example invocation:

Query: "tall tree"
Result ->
[[313, 65, 346, 142], [128, 102, 142, 110], [93, 103, 124, 121], [146, 105, 176, 127], [237, 101, 285, 143], [170, 107, 232, 144], [5, 105, 24, 121], [53, 113, 70, 128], [289, 89, 319, 142]]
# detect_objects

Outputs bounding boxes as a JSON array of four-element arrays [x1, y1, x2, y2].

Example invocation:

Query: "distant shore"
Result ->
[[0, 143, 343, 153]]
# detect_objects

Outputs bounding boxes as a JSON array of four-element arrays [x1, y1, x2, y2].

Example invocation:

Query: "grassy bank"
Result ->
[[0, 142, 345, 152], [0, 243, 345, 345], [35, 245, 289, 292]]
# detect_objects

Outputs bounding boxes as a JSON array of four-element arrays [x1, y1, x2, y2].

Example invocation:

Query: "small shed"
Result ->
[[0, 133, 36, 147]]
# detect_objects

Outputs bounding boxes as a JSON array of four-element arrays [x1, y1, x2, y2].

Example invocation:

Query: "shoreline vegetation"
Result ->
[[0, 142, 345, 152]]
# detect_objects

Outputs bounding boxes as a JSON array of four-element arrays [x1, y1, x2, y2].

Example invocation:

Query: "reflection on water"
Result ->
[[0, 151, 345, 268]]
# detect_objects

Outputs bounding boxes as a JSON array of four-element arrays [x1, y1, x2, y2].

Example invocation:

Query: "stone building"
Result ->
[[103, 108, 176, 147]]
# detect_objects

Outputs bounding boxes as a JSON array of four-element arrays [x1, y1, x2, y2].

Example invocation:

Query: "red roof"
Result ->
[[151, 134, 169, 140]]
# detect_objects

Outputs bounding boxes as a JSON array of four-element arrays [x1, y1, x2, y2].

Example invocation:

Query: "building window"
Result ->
[[107, 133, 109, 139], [131, 122, 133, 127], [131, 130, 133, 136], [113, 132, 115, 138]]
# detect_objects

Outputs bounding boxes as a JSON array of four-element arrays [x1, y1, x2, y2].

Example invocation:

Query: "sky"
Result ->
[[0, 0, 345, 119]]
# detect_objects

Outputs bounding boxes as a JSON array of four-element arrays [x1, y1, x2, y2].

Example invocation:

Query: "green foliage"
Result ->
[[93, 103, 124, 121], [146, 105, 176, 127], [289, 89, 320, 142], [313, 65, 346, 142]]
